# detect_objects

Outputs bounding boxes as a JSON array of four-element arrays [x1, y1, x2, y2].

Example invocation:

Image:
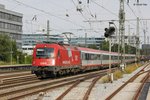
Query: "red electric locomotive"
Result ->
[[32, 42, 136, 78], [32, 43, 81, 78]]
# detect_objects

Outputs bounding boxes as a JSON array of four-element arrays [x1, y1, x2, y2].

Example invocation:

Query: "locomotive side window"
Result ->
[[36, 48, 54, 58]]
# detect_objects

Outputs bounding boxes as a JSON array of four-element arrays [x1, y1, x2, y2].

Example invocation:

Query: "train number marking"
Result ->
[[62, 61, 70, 64]]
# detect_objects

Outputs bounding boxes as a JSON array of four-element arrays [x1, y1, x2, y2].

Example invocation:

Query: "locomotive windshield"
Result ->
[[36, 48, 54, 58]]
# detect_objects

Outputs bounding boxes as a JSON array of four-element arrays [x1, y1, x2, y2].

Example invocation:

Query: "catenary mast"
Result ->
[[119, 0, 125, 67]]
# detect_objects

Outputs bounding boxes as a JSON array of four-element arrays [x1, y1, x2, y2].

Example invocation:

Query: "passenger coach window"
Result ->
[[85, 53, 89, 60], [36, 48, 54, 58], [103, 55, 109, 60], [81, 53, 85, 60]]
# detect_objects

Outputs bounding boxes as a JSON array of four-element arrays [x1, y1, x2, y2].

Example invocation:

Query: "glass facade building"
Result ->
[[22, 33, 105, 55], [22, 33, 64, 55]]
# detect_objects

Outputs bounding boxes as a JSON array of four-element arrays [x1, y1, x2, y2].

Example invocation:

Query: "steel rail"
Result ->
[[56, 74, 105, 100], [133, 72, 150, 100], [105, 62, 150, 100], [0, 79, 40, 90], [82, 76, 102, 100], [0, 69, 110, 100], [0, 71, 31, 79], [0, 75, 36, 85], [56, 80, 81, 100], [56, 69, 117, 100]]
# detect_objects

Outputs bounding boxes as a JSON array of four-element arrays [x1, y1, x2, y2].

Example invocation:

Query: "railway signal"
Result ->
[[104, 27, 115, 38]]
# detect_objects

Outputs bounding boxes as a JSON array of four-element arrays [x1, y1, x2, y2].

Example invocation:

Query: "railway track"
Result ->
[[56, 75, 103, 100], [105, 62, 150, 100], [0, 71, 40, 90], [0, 71, 31, 79], [0, 71, 37, 86], [1, 62, 148, 100], [0, 69, 113, 100]]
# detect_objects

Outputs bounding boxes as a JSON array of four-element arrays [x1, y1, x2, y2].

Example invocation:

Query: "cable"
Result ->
[[71, 0, 94, 31], [125, 2, 146, 32], [126, 4, 138, 18], [12, 0, 85, 28], [71, 0, 88, 20], [91, 0, 118, 17]]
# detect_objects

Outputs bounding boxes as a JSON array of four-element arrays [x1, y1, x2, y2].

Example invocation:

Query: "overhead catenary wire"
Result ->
[[71, 0, 87, 20], [91, 0, 118, 17], [125, 1, 147, 32], [90, 0, 137, 30], [12, 0, 86, 28], [71, 0, 94, 30], [24, 20, 63, 33]]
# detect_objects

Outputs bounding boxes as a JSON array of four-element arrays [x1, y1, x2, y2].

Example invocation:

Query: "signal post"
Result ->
[[104, 25, 115, 83]]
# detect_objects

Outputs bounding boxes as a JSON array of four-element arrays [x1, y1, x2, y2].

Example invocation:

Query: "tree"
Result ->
[[100, 40, 109, 51], [0, 34, 32, 64], [112, 44, 119, 52], [88, 44, 98, 49], [0, 34, 11, 62]]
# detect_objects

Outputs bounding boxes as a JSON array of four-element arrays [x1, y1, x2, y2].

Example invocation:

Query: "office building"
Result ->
[[0, 4, 23, 49]]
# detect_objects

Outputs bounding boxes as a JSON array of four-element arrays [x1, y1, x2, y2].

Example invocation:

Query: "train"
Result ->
[[32, 42, 136, 78]]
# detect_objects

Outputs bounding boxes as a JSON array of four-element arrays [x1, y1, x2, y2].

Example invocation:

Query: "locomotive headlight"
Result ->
[[51, 59, 55, 65]]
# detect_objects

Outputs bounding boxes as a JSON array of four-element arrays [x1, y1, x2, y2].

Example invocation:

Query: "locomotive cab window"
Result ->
[[36, 48, 54, 58]]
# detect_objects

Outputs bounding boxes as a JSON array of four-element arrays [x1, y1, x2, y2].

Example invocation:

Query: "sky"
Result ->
[[0, 0, 150, 43]]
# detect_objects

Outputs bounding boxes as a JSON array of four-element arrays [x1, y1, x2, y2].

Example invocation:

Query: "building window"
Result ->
[[0, 11, 22, 22]]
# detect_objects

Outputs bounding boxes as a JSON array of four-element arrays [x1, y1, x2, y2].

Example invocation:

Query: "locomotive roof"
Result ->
[[35, 43, 78, 50], [77, 47, 119, 55], [35, 43, 135, 56]]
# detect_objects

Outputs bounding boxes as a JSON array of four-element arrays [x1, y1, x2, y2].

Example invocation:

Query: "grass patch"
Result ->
[[99, 75, 110, 83], [99, 70, 123, 83], [99, 62, 144, 83], [113, 70, 123, 80], [0, 61, 7, 65], [124, 63, 142, 74]]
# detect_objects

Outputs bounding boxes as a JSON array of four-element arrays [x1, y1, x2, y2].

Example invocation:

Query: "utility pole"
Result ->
[[143, 29, 146, 44], [143, 21, 147, 45], [136, 17, 140, 61], [119, 0, 125, 69], [147, 36, 150, 44], [109, 37, 113, 82], [143, 29, 146, 55], [85, 33, 87, 47], [47, 20, 50, 42], [128, 25, 130, 54]]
